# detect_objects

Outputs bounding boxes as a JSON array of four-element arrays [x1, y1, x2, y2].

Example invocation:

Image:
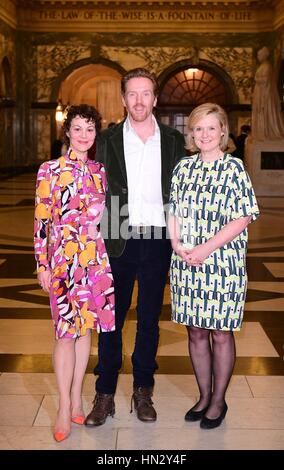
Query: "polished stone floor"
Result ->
[[0, 173, 283, 450]]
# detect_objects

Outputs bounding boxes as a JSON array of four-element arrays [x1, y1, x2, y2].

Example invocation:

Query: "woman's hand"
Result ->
[[38, 268, 51, 293], [172, 243, 193, 263], [185, 244, 212, 267]]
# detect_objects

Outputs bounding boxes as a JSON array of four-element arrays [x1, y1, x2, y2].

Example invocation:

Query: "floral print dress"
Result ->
[[34, 150, 115, 339]]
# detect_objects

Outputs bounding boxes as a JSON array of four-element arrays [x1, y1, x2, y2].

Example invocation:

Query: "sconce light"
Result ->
[[55, 100, 64, 122]]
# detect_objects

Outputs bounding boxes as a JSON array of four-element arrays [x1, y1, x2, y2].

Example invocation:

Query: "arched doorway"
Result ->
[[57, 63, 125, 128], [157, 61, 237, 137], [0, 57, 15, 167], [1, 56, 13, 98], [32, 60, 126, 162]]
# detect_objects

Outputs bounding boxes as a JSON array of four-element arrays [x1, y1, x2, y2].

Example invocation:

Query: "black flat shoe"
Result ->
[[200, 403, 228, 429], [184, 405, 209, 422]]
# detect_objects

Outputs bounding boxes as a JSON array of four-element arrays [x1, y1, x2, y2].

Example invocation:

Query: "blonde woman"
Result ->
[[168, 103, 259, 429]]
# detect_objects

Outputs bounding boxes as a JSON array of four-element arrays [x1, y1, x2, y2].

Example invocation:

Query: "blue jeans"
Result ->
[[94, 233, 172, 394]]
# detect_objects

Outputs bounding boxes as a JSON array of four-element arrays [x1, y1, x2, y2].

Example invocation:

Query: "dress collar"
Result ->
[[193, 152, 227, 169], [66, 148, 90, 164]]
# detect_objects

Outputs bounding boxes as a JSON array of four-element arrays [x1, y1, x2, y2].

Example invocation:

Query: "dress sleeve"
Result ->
[[169, 163, 180, 217], [88, 162, 106, 225], [34, 162, 52, 273], [231, 164, 260, 223]]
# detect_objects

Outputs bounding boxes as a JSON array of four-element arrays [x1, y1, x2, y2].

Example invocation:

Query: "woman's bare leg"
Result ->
[[53, 337, 76, 434], [71, 329, 92, 417]]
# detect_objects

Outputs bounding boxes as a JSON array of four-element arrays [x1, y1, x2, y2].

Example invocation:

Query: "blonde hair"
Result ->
[[186, 103, 229, 152]]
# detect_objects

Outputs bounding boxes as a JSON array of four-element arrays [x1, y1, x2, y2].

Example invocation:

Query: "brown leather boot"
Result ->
[[85, 393, 115, 427], [131, 387, 157, 422]]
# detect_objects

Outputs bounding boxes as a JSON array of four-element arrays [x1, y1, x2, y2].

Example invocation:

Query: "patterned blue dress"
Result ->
[[169, 153, 260, 331]]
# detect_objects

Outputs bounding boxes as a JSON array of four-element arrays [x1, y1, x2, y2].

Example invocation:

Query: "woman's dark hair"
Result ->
[[121, 68, 159, 97], [62, 104, 102, 149]]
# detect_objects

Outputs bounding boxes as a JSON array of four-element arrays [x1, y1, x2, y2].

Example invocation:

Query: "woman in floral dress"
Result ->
[[34, 104, 115, 442]]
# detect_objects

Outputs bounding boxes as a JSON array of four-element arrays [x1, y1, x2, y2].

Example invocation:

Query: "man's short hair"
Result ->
[[121, 68, 159, 97]]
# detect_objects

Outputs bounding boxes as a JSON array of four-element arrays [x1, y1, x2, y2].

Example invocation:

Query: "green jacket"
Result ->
[[96, 118, 186, 257]]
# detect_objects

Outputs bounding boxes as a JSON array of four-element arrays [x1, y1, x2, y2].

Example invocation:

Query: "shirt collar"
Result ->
[[124, 114, 159, 137]]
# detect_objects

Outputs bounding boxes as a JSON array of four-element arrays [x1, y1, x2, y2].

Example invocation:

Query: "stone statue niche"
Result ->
[[246, 46, 284, 196], [251, 46, 284, 140]]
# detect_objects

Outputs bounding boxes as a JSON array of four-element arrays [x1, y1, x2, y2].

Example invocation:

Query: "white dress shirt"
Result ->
[[123, 116, 166, 227]]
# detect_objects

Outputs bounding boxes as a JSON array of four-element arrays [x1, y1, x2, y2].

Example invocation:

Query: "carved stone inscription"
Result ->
[[37, 9, 254, 23]]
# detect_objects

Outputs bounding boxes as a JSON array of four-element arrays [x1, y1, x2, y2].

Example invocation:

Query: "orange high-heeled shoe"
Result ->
[[71, 415, 85, 425], [53, 430, 70, 442]]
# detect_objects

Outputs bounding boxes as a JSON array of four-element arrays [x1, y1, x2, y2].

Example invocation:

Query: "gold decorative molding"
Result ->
[[2, 0, 283, 32], [12, 1, 281, 6], [15, 5, 277, 33], [0, 0, 17, 28], [5, 0, 281, 32]]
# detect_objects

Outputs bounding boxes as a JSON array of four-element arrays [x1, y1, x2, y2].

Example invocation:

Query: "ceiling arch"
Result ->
[[158, 59, 238, 109], [58, 63, 125, 127]]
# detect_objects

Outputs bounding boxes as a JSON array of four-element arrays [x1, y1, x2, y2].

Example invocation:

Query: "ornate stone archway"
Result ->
[[157, 58, 240, 136], [56, 62, 125, 128]]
